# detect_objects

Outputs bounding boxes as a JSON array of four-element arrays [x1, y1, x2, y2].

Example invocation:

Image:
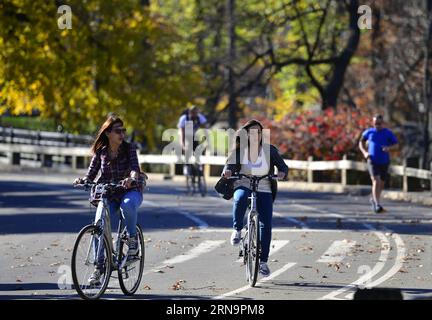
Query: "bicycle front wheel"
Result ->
[[246, 213, 260, 287], [198, 175, 207, 197], [118, 225, 145, 295], [71, 225, 112, 300]]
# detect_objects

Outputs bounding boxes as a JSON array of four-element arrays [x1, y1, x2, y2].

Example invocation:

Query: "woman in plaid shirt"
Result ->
[[74, 113, 146, 284]]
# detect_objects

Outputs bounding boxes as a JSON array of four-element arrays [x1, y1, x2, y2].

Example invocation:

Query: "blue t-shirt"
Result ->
[[362, 128, 398, 165]]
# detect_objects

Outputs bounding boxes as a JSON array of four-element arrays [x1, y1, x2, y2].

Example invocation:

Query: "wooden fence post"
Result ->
[[341, 154, 347, 186], [169, 163, 175, 177], [307, 156, 313, 183], [403, 158, 408, 193]]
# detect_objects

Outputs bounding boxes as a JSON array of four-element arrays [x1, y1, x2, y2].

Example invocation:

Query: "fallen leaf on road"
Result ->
[[143, 285, 151, 290], [171, 280, 186, 290], [153, 269, 164, 273], [16, 279, 22, 283], [49, 262, 61, 267], [399, 268, 408, 273]]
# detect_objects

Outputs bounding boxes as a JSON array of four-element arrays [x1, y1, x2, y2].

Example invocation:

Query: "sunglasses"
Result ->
[[111, 128, 126, 135]]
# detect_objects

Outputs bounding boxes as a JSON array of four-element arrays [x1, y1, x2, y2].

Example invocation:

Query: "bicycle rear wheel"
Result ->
[[71, 225, 112, 300], [246, 213, 260, 287], [118, 225, 145, 295], [198, 174, 207, 197]]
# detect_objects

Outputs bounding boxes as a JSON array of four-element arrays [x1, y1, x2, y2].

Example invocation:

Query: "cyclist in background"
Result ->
[[178, 105, 209, 179], [222, 119, 288, 277], [74, 113, 147, 284]]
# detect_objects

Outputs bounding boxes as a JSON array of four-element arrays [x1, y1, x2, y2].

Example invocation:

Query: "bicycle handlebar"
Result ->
[[226, 173, 279, 181], [73, 181, 126, 190]]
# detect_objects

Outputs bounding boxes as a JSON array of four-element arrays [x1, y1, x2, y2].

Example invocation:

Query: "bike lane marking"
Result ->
[[319, 223, 391, 300], [142, 240, 225, 276], [343, 231, 406, 300], [273, 211, 309, 229], [212, 262, 297, 300], [317, 239, 357, 264]]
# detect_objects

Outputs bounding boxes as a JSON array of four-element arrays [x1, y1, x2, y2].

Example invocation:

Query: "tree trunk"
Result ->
[[422, 0, 432, 169], [226, 0, 238, 129], [322, 0, 360, 109]]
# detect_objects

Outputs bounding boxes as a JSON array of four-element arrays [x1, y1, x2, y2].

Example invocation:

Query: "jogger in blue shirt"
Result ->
[[359, 114, 398, 213]]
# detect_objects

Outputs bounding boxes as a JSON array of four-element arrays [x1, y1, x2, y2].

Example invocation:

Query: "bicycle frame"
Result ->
[[85, 187, 128, 270]]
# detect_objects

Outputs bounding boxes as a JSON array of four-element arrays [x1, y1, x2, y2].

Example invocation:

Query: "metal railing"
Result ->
[[0, 126, 93, 147]]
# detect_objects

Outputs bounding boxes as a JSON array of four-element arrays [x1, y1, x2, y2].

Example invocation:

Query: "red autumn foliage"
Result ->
[[240, 106, 371, 161]]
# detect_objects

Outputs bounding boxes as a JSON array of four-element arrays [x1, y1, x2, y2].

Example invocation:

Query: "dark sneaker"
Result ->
[[230, 230, 242, 246], [88, 268, 102, 285], [259, 262, 271, 277], [376, 205, 386, 213], [369, 198, 378, 213], [127, 236, 139, 256]]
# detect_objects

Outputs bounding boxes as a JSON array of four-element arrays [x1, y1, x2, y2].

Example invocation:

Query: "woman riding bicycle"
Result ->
[[222, 119, 288, 277], [74, 113, 146, 284]]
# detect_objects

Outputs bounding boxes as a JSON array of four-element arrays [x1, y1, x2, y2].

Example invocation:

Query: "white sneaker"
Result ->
[[88, 268, 102, 285], [259, 262, 271, 277], [230, 230, 242, 246]]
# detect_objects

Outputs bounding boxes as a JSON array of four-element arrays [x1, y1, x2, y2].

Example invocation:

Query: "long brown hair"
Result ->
[[90, 113, 124, 155]]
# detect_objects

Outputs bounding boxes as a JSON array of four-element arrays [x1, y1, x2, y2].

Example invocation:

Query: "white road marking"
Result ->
[[142, 200, 209, 229], [344, 232, 406, 300], [212, 262, 297, 300], [289, 203, 344, 218], [143, 240, 225, 276], [236, 240, 289, 263], [317, 239, 356, 264], [319, 223, 391, 300], [162, 240, 225, 265], [274, 211, 309, 229]]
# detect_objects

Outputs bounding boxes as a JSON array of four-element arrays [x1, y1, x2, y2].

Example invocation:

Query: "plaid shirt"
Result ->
[[85, 142, 141, 200]]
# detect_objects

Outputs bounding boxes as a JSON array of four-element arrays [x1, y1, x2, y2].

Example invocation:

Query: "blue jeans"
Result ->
[[232, 187, 273, 263], [94, 190, 143, 237], [94, 190, 143, 268]]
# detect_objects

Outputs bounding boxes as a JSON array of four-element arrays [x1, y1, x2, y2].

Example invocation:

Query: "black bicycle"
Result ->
[[71, 182, 145, 299], [228, 174, 277, 287], [185, 163, 207, 197]]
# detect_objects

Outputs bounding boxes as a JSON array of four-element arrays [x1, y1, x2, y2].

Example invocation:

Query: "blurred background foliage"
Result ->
[[1, 0, 432, 166]]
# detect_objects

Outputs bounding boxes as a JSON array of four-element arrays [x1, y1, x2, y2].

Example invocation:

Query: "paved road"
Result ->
[[0, 172, 431, 300]]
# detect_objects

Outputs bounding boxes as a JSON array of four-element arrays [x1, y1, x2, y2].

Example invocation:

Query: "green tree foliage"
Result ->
[[0, 0, 203, 149]]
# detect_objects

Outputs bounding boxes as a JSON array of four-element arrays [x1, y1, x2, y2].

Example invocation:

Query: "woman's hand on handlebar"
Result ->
[[277, 171, 286, 181], [121, 177, 136, 189], [73, 177, 85, 186], [223, 169, 232, 178]]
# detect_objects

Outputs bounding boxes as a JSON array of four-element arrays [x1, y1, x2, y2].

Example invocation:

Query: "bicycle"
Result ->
[[227, 173, 278, 287], [184, 163, 207, 197], [71, 181, 145, 300]]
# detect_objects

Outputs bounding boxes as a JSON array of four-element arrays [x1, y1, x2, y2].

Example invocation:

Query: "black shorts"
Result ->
[[367, 159, 389, 180]]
